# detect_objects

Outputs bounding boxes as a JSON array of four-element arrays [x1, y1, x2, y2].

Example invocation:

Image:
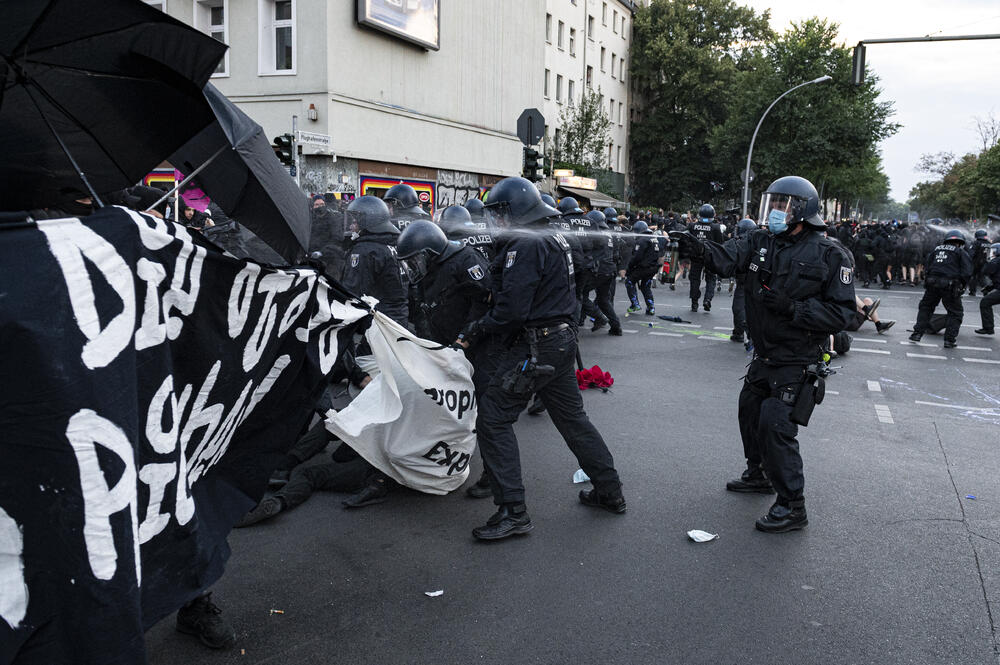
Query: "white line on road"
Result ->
[[853, 337, 888, 344], [900, 340, 936, 348], [867, 380, 882, 392], [906, 352, 947, 360], [649, 331, 682, 337], [697, 336, 727, 341], [914, 400, 1000, 412], [852, 348, 891, 355], [955, 346, 992, 352], [713, 327, 731, 331], [963, 357, 1000, 364], [622, 329, 638, 334], [673, 323, 702, 328], [874, 404, 895, 424], [826, 390, 840, 395]]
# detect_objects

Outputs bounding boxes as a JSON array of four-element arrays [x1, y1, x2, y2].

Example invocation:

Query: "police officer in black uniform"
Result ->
[[340, 195, 409, 326], [625, 220, 660, 314], [383, 183, 431, 231], [688, 204, 724, 312], [588, 209, 623, 335], [729, 218, 757, 344], [975, 243, 1000, 335], [457, 177, 626, 540], [438, 204, 494, 263], [969, 229, 992, 296], [909, 229, 973, 348], [672, 176, 856, 533]]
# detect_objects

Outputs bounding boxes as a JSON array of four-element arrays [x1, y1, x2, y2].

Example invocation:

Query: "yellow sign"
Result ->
[[552, 169, 575, 178], [558, 176, 597, 190]]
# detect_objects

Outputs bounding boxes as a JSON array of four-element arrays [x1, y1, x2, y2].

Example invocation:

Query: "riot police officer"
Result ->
[[341, 195, 409, 326], [969, 229, 992, 296], [688, 203, 724, 311], [383, 183, 430, 231], [975, 243, 1000, 335], [672, 176, 856, 533], [457, 177, 625, 540], [625, 220, 659, 314], [439, 204, 494, 263], [588, 209, 623, 335], [730, 218, 757, 344], [909, 229, 973, 348]]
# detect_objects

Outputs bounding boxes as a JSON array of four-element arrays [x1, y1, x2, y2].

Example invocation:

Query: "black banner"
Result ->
[[0, 207, 369, 664]]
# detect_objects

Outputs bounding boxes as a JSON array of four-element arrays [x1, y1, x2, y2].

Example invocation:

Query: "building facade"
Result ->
[[542, 0, 639, 204], [148, 0, 543, 213]]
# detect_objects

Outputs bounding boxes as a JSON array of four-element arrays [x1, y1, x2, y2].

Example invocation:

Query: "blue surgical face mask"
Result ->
[[767, 208, 788, 234]]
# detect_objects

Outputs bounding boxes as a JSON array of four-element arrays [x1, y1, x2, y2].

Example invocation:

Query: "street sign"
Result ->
[[740, 168, 755, 183], [558, 175, 597, 190], [517, 108, 544, 146], [296, 130, 332, 154]]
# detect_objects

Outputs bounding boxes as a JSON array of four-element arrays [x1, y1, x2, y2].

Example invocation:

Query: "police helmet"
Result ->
[[484, 177, 560, 226], [586, 209, 608, 230], [975, 229, 988, 239], [944, 229, 966, 245], [698, 203, 715, 220], [735, 218, 757, 238], [464, 197, 486, 219], [541, 194, 558, 207], [383, 183, 430, 218], [396, 220, 449, 283], [347, 196, 398, 235], [557, 196, 583, 215], [438, 205, 473, 235], [760, 176, 823, 228], [632, 220, 650, 234], [992, 243, 1000, 259], [603, 207, 618, 220]]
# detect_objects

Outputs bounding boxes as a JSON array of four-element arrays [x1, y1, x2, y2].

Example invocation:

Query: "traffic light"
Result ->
[[522, 146, 544, 182], [272, 133, 294, 165], [851, 43, 866, 86]]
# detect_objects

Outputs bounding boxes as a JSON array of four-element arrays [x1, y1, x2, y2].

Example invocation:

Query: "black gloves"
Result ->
[[761, 288, 795, 317], [457, 320, 484, 347], [667, 230, 704, 259]]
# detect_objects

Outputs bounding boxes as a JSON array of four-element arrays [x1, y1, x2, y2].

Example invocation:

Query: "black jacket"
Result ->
[[924, 243, 974, 284], [594, 229, 618, 276], [702, 229, 856, 366], [309, 206, 346, 278], [984, 256, 1000, 291], [341, 232, 409, 325], [446, 227, 495, 264], [969, 238, 992, 268], [627, 233, 661, 277], [415, 244, 492, 343]]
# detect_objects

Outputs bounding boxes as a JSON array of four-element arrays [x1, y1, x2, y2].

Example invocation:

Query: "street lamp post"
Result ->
[[741, 75, 832, 219]]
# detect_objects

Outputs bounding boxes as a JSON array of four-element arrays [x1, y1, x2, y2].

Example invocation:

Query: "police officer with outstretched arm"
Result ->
[[457, 177, 626, 541], [672, 176, 856, 532]]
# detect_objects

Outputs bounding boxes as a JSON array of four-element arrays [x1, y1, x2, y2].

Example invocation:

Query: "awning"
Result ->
[[557, 186, 625, 210]]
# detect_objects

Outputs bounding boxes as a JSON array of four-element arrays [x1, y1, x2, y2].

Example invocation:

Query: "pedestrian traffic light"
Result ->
[[522, 146, 543, 182], [272, 133, 294, 165]]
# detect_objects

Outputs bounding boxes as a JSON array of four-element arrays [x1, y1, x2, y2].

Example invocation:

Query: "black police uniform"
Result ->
[[913, 243, 973, 343], [592, 226, 622, 331], [550, 217, 587, 318], [979, 256, 1000, 332], [340, 232, 409, 326], [626, 232, 660, 311], [569, 213, 606, 325], [700, 228, 856, 509], [969, 238, 992, 295], [688, 219, 724, 308], [471, 227, 622, 507], [414, 243, 492, 350]]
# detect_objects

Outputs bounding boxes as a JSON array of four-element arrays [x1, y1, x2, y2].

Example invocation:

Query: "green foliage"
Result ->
[[556, 88, 613, 172], [909, 143, 1000, 220]]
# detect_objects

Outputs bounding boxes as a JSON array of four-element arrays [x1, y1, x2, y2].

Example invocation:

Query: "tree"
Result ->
[[972, 111, 1000, 152], [555, 88, 612, 173], [915, 151, 956, 178], [628, 0, 773, 209], [909, 142, 1000, 221]]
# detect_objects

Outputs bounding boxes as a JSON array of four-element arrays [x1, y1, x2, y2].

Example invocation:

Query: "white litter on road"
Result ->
[[867, 381, 881, 392], [424, 590, 444, 597], [874, 404, 894, 424], [573, 469, 590, 483], [687, 530, 719, 543]]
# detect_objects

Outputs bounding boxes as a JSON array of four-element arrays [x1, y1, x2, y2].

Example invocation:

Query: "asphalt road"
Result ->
[[147, 278, 1000, 665]]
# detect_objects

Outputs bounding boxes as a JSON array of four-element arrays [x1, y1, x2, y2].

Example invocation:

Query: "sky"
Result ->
[[738, 0, 1000, 202]]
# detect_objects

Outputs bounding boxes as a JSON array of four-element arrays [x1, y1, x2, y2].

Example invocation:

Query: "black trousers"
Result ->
[[625, 275, 654, 309], [578, 271, 605, 323], [980, 289, 1000, 330], [593, 273, 621, 327], [732, 280, 747, 336], [275, 458, 370, 509], [738, 361, 807, 505], [476, 328, 621, 505], [970, 266, 987, 295], [689, 261, 717, 304], [874, 256, 892, 284], [914, 285, 964, 341]]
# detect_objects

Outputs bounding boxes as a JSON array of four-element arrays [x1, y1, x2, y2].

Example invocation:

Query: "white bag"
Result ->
[[325, 312, 477, 494]]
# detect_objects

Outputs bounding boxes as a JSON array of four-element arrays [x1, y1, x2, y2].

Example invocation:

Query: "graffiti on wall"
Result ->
[[436, 170, 480, 209], [360, 176, 435, 215]]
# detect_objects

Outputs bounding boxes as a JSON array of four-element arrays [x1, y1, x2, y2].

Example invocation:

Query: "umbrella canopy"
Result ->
[[169, 84, 310, 264], [0, 0, 227, 210]]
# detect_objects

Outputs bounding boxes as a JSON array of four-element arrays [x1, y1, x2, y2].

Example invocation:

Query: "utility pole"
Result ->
[[291, 114, 300, 188]]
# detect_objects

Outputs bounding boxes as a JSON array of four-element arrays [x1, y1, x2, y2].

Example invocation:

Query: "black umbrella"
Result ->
[[167, 84, 310, 263], [0, 0, 226, 211]]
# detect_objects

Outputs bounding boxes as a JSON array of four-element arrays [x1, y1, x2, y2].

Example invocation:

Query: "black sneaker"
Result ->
[[608, 326, 623, 336], [591, 318, 608, 332], [342, 479, 390, 508], [176, 593, 236, 649], [702, 301, 711, 312], [755, 501, 808, 533], [730, 332, 744, 343], [875, 320, 895, 334], [943, 339, 958, 349], [472, 504, 533, 540], [975, 328, 995, 335], [527, 395, 546, 415], [862, 298, 881, 320], [234, 497, 283, 528], [908, 332, 923, 343], [691, 301, 699, 312], [670, 284, 676, 291], [725, 465, 774, 494], [578, 488, 627, 514], [465, 470, 492, 499], [645, 308, 655, 316]]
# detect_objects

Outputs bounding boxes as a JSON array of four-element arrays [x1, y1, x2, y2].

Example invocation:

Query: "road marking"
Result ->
[[874, 404, 894, 424], [713, 326, 731, 331], [915, 400, 1000, 412], [649, 331, 682, 337], [851, 348, 891, 355], [906, 352, 946, 360], [963, 357, 1000, 364], [867, 380, 881, 392], [826, 390, 840, 395], [673, 323, 702, 328], [697, 336, 727, 341], [900, 340, 936, 348], [622, 329, 637, 334], [955, 345, 991, 352], [853, 337, 888, 344]]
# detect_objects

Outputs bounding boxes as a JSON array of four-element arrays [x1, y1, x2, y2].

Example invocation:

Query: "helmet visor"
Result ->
[[399, 251, 430, 284], [759, 193, 795, 232]]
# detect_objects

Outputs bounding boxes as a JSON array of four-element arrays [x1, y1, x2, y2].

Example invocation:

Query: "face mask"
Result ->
[[767, 208, 788, 235]]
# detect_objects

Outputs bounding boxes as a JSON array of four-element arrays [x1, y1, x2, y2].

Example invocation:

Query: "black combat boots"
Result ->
[[472, 503, 533, 540], [725, 463, 774, 493], [755, 499, 808, 533]]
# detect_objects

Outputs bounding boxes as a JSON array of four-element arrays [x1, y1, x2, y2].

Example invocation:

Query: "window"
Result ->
[[544, 69, 550, 97], [609, 97, 614, 118], [600, 47, 606, 71], [557, 21, 564, 49], [587, 15, 594, 38], [613, 10, 618, 33], [620, 57, 625, 81], [608, 143, 613, 168], [568, 79, 575, 105], [602, 3, 607, 25], [586, 66, 593, 88], [144, 0, 166, 10], [554, 128, 562, 158], [194, 0, 229, 76], [545, 14, 551, 42], [616, 145, 622, 172], [556, 74, 563, 103], [618, 102, 623, 125], [622, 16, 627, 37], [259, 0, 295, 74], [569, 28, 576, 56], [611, 53, 616, 79]]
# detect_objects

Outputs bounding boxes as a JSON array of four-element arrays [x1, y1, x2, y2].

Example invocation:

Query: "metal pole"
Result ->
[[741, 75, 832, 218], [292, 115, 300, 188], [861, 33, 1000, 45], [145, 144, 229, 213]]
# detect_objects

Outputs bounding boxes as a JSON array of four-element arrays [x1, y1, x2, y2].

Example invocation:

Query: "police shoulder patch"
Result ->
[[350, 254, 359, 268], [467, 264, 484, 281], [840, 265, 853, 285], [505, 250, 517, 269]]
